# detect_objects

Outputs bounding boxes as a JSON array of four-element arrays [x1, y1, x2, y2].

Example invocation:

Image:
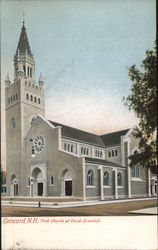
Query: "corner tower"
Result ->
[[5, 22, 45, 196]]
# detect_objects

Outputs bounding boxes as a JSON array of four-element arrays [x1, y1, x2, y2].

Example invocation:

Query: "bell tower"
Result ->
[[5, 22, 45, 196]]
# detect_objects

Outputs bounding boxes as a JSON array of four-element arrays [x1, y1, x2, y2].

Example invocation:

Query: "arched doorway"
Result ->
[[10, 175, 18, 196], [31, 168, 44, 196], [61, 169, 72, 196]]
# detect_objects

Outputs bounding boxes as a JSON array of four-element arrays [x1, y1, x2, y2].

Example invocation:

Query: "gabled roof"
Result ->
[[49, 120, 105, 147], [16, 22, 32, 56], [49, 120, 130, 148], [85, 157, 124, 168], [100, 129, 130, 147]]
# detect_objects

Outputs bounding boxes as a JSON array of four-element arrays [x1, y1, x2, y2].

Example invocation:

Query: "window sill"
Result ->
[[132, 178, 143, 182], [86, 186, 95, 189], [103, 186, 110, 188], [49, 184, 54, 187], [118, 186, 123, 188]]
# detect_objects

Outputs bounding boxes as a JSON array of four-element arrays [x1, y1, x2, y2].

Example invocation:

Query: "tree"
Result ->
[[123, 42, 157, 169]]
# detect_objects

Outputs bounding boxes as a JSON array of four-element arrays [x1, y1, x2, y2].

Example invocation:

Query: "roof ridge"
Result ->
[[48, 120, 100, 136], [100, 128, 130, 137]]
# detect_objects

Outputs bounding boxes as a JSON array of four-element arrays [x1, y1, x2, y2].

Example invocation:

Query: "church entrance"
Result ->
[[10, 175, 18, 196], [61, 169, 73, 197], [37, 182, 43, 196], [31, 167, 45, 197], [65, 180, 72, 196]]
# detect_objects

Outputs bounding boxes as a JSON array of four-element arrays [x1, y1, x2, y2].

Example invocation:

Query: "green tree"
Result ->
[[123, 42, 157, 169]]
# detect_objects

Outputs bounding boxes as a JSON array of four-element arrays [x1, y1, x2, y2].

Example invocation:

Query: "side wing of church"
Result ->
[[5, 22, 155, 200]]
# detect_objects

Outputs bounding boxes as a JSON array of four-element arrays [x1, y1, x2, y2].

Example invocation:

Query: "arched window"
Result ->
[[30, 68, 32, 78], [11, 117, 16, 129], [71, 145, 73, 153], [132, 150, 140, 178], [115, 149, 118, 156], [30, 95, 33, 101], [67, 144, 70, 152], [84, 148, 87, 155], [34, 96, 37, 103], [86, 148, 89, 155], [81, 147, 84, 154], [23, 65, 26, 74], [31, 116, 36, 126], [26, 93, 29, 100], [112, 150, 114, 157], [108, 151, 111, 157], [87, 170, 94, 186], [27, 66, 29, 76], [117, 173, 122, 186], [103, 171, 109, 186], [50, 176, 54, 185], [38, 98, 40, 104]]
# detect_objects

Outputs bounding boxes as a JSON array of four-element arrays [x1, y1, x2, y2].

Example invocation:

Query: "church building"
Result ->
[[5, 22, 155, 200]]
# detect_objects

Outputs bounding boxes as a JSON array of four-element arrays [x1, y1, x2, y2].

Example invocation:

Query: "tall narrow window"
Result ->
[[103, 171, 109, 186], [30, 95, 33, 101], [30, 68, 32, 78], [87, 170, 94, 186], [115, 149, 118, 156], [86, 148, 89, 155], [26, 93, 29, 100], [23, 65, 26, 74], [132, 150, 140, 178], [28, 66, 29, 76], [64, 143, 67, 151], [71, 145, 73, 153], [81, 147, 84, 154], [108, 151, 111, 157], [16, 93, 18, 100], [11, 117, 16, 129], [34, 96, 37, 103], [112, 150, 114, 157], [84, 148, 87, 155], [50, 176, 54, 185], [38, 98, 40, 104], [117, 173, 122, 186]]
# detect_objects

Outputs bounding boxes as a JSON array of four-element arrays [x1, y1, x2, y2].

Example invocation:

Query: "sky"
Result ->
[[1, 0, 156, 168]]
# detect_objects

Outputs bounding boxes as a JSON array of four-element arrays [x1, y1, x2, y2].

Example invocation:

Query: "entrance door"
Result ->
[[14, 184, 18, 196], [38, 182, 43, 196], [65, 181, 72, 196]]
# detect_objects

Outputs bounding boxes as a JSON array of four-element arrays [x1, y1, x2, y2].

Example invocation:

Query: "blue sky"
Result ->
[[1, 0, 156, 167]]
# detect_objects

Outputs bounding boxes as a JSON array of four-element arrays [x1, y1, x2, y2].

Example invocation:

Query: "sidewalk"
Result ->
[[2, 197, 157, 209], [129, 207, 158, 215]]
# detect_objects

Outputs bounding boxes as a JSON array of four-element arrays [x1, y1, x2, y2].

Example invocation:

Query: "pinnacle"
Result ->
[[16, 22, 32, 56]]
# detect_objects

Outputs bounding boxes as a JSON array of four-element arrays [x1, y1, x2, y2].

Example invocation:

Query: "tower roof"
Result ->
[[16, 22, 32, 56]]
